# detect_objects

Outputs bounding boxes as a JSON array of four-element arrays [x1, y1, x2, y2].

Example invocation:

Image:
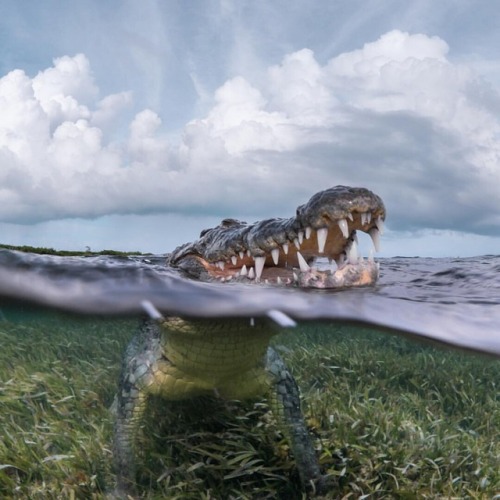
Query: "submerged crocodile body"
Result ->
[[113, 186, 386, 496]]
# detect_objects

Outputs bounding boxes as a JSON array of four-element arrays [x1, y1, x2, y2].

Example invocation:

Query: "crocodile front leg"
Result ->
[[113, 320, 163, 496], [265, 347, 330, 494]]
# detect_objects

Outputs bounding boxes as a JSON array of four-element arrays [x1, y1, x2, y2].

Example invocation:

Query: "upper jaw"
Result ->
[[169, 186, 386, 289], [196, 214, 383, 288]]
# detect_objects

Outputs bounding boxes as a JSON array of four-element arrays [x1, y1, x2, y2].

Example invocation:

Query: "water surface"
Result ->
[[0, 250, 499, 356]]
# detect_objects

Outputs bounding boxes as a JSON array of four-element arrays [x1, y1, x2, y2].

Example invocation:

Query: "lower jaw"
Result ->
[[209, 259, 379, 289], [295, 259, 379, 289]]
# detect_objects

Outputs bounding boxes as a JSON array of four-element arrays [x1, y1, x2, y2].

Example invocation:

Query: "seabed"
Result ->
[[0, 309, 499, 499]]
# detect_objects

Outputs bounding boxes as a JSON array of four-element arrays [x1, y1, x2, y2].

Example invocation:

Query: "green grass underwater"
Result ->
[[0, 307, 499, 499]]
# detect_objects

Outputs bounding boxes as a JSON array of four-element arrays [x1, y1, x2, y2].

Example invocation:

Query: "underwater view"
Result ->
[[0, 250, 499, 498]]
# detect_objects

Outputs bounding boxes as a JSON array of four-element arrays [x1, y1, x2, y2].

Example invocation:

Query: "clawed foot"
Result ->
[[105, 486, 137, 500], [307, 474, 336, 497]]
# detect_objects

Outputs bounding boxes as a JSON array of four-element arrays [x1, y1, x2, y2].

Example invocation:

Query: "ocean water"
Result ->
[[0, 250, 499, 497], [1, 250, 499, 356]]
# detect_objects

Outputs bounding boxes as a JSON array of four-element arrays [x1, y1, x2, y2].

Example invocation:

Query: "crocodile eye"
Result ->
[[221, 218, 241, 227]]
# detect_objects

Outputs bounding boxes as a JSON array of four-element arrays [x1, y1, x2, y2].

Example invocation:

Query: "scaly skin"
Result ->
[[167, 185, 385, 288], [113, 186, 386, 497], [113, 318, 328, 496]]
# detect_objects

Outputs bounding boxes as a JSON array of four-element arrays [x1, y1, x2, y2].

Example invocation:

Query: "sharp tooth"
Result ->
[[141, 300, 163, 321], [264, 279, 269, 284], [293, 238, 300, 249], [231, 255, 237, 266], [226, 275, 232, 281], [317, 227, 328, 253], [267, 309, 296, 327], [296, 252, 310, 272], [338, 218, 349, 238], [293, 271, 299, 282], [282, 243, 289, 255], [361, 212, 372, 225], [305, 226, 312, 239], [375, 216, 384, 234], [369, 228, 381, 252], [247, 250, 252, 257], [248, 267, 255, 279], [254, 256, 266, 279], [271, 248, 280, 265], [347, 240, 358, 264], [239, 251, 245, 259], [240, 264, 248, 276], [298, 230, 304, 244], [217, 261, 225, 270], [347, 212, 353, 221], [276, 276, 282, 285]]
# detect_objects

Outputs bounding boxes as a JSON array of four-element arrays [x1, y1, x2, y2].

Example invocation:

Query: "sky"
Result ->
[[1, 1, 499, 257]]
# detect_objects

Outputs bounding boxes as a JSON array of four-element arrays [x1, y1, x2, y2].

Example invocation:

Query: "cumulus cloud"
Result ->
[[32, 54, 97, 125], [1, 31, 499, 237]]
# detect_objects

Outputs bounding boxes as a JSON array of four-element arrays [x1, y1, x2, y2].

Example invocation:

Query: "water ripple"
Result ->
[[0, 250, 499, 357]]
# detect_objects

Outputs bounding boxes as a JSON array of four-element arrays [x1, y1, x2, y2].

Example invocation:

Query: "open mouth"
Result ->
[[169, 186, 385, 289]]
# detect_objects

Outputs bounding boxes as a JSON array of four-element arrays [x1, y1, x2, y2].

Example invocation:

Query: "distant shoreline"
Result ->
[[0, 243, 148, 257]]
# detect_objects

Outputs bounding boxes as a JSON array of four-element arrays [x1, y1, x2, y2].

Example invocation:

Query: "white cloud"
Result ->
[[33, 54, 98, 104], [0, 32, 499, 239], [32, 54, 96, 131], [128, 109, 170, 169], [268, 48, 336, 125], [90, 91, 133, 130]]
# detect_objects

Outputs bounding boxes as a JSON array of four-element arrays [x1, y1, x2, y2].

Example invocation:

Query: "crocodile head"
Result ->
[[167, 186, 386, 289]]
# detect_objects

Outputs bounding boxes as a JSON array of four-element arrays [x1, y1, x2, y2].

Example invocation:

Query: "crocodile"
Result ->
[[113, 186, 386, 497]]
